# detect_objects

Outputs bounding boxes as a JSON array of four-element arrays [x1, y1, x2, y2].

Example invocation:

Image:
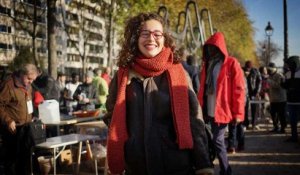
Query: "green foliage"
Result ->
[[114, 0, 158, 27]]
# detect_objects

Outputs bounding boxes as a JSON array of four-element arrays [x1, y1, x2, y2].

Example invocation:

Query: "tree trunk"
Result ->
[[32, 0, 38, 66], [82, 57, 86, 76], [107, 0, 116, 67], [47, 0, 58, 78]]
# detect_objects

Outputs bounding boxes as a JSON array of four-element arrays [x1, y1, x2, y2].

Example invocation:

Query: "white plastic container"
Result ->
[[38, 100, 60, 124]]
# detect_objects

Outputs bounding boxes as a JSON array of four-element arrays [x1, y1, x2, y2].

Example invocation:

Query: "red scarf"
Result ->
[[107, 48, 193, 174]]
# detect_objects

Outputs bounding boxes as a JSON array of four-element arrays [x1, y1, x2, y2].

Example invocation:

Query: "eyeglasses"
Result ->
[[139, 30, 164, 40]]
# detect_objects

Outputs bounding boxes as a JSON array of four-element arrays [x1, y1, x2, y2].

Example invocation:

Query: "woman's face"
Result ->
[[138, 19, 165, 58]]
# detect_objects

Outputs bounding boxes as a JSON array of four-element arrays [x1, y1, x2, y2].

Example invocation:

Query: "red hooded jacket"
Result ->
[[198, 32, 245, 123]]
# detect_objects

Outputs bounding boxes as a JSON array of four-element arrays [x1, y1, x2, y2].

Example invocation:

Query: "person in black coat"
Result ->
[[281, 55, 300, 142], [182, 55, 200, 94], [244, 61, 262, 130]]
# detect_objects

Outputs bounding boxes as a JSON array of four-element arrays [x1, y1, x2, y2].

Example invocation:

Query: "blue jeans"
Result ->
[[207, 117, 232, 175], [228, 123, 245, 149], [288, 104, 300, 140]]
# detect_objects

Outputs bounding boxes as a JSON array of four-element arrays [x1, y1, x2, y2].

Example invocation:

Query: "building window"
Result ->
[[36, 31, 46, 39], [89, 33, 102, 41], [0, 43, 12, 50], [67, 40, 76, 47], [37, 16, 46, 23], [96, 46, 103, 53], [89, 56, 99, 63], [99, 57, 104, 64], [37, 47, 46, 53], [67, 54, 80, 62], [0, 25, 11, 33], [23, 0, 43, 7], [0, 5, 11, 15]]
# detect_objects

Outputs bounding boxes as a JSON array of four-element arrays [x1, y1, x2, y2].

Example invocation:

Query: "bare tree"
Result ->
[[10, 0, 47, 66], [257, 40, 283, 66], [47, 0, 58, 78], [59, 0, 103, 76]]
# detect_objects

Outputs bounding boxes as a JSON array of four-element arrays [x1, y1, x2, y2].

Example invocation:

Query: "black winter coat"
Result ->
[[105, 71, 212, 175], [281, 56, 300, 103]]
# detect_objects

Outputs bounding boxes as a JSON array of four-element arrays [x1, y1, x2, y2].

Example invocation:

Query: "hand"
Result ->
[[255, 94, 261, 99], [8, 121, 16, 134], [285, 71, 291, 79], [32, 117, 39, 122], [232, 118, 242, 125], [83, 98, 90, 103], [78, 95, 83, 101]]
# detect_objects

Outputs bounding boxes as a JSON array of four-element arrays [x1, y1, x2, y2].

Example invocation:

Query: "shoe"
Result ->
[[280, 129, 285, 133], [237, 145, 245, 151], [285, 137, 298, 143], [227, 147, 236, 154], [270, 128, 279, 133], [252, 125, 260, 130]]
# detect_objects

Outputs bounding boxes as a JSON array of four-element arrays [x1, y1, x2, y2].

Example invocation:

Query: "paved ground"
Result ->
[[214, 123, 300, 175]]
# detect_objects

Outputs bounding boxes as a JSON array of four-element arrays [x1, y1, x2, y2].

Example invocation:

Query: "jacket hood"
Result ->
[[285, 55, 300, 72], [202, 32, 228, 61]]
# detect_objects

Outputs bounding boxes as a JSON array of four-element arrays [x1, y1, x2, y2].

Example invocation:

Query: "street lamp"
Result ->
[[265, 21, 274, 65]]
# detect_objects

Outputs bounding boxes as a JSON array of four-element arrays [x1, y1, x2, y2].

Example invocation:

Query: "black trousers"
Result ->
[[270, 102, 287, 130], [1, 124, 33, 175]]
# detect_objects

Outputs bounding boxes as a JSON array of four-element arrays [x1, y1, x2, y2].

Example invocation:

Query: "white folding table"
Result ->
[[44, 115, 102, 135], [36, 133, 100, 175]]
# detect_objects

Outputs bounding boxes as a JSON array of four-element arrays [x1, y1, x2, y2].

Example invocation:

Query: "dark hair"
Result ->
[[285, 55, 300, 71], [258, 66, 266, 73], [245, 60, 252, 69], [117, 12, 180, 67], [187, 55, 197, 66], [71, 72, 79, 78], [57, 72, 66, 79]]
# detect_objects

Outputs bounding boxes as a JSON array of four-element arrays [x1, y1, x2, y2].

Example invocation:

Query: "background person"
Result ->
[[244, 61, 262, 130], [281, 55, 300, 142], [104, 12, 213, 175], [93, 68, 109, 109], [181, 53, 200, 94], [0, 64, 38, 175], [197, 32, 245, 175], [64, 72, 81, 113], [32, 68, 60, 101], [73, 71, 98, 111], [267, 62, 287, 133], [101, 66, 112, 87]]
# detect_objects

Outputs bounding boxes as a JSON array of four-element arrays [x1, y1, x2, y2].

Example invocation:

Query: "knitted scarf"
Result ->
[[107, 47, 193, 174]]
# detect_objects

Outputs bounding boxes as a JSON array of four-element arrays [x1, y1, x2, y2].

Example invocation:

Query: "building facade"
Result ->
[[0, 0, 47, 66], [0, 0, 111, 76]]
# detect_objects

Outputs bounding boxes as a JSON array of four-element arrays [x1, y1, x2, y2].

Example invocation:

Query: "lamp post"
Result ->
[[262, 44, 266, 65], [265, 21, 274, 65]]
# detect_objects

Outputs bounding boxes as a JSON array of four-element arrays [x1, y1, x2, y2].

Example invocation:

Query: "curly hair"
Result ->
[[117, 12, 181, 67]]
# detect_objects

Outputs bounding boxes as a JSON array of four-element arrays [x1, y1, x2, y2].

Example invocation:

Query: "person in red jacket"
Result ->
[[198, 32, 245, 175]]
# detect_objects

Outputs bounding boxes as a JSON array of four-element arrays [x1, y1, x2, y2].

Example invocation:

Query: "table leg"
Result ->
[[76, 141, 82, 174], [94, 156, 98, 175], [104, 157, 108, 175], [53, 148, 56, 175]]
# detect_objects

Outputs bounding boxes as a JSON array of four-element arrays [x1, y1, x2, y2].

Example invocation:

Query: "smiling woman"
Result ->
[[103, 12, 214, 175]]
